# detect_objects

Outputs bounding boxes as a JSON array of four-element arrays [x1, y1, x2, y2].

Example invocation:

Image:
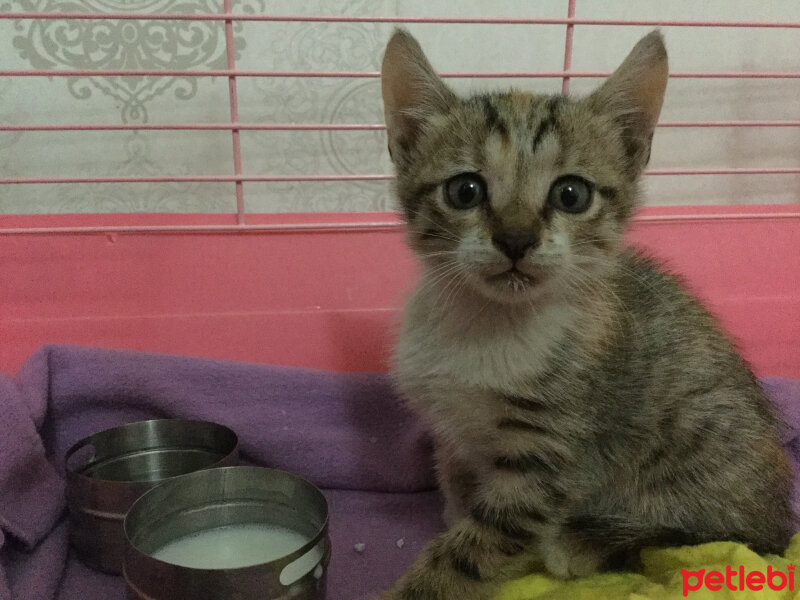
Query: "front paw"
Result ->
[[540, 532, 603, 579]]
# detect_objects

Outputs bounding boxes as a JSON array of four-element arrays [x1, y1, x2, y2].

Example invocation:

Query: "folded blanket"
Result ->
[[0, 345, 798, 600], [1, 345, 441, 600]]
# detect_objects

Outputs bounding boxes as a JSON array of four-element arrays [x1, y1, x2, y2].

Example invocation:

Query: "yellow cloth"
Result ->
[[494, 534, 800, 599]]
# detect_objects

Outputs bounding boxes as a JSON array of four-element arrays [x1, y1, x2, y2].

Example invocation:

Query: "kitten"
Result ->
[[380, 29, 792, 600]]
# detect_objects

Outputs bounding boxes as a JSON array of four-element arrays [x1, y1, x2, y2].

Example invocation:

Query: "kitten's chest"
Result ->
[[408, 380, 510, 452], [395, 296, 574, 448], [395, 296, 573, 391]]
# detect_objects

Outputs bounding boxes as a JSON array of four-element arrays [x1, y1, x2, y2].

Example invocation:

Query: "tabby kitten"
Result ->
[[380, 29, 792, 600]]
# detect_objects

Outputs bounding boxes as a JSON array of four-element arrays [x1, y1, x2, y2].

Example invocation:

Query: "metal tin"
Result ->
[[65, 418, 239, 574], [123, 466, 330, 600]]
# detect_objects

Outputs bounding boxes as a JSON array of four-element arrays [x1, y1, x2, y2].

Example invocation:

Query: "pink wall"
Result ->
[[2, 205, 798, 377]]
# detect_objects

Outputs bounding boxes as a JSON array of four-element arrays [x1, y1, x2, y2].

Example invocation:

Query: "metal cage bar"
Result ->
[[2, 13, 800, 27], [1, 1, 799, 234], [222, 0, 245, 224]]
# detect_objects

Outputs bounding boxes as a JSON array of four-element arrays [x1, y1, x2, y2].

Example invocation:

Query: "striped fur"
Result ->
[[379, 29, 792, 600]]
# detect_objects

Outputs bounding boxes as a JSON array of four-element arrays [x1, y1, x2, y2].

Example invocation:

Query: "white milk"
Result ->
[[151, 523, 323, 583]]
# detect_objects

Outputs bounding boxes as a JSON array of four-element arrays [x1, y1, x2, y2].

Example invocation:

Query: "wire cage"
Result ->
[[0, 1, 798, 375]]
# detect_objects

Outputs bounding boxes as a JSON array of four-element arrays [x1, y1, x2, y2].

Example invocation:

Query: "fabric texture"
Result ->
[[0, 345, 798, 600], [496, 534, 800, 599]]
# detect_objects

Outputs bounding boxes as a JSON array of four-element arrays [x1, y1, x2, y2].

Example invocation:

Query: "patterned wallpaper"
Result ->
[[0, 0, 798, 215], [0, 0, 396, 214]]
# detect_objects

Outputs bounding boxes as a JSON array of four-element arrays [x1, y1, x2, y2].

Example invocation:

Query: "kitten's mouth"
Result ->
[[486, 267, 538, 288]]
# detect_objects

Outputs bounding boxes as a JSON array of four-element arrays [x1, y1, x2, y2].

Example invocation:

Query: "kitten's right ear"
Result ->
[[381, 29, 456, 163]]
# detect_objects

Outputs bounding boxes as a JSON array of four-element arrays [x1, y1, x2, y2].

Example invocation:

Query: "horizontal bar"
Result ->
[[0, 123, 388, 132], [657, 121, 800, 128], [1, 168, 799, 185], [636, 211, 800, 222], [2, 69, 800, 79], [0, 174, 394, 184], [646, 168, 800, 175], [0, 221, 403, 235], [1, 12, 799, 28], [3, 121, 800, 132], [3, 207, 800, 236]]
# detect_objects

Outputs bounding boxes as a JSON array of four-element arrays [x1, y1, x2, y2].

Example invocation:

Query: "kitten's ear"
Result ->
[[381, 29, 456, 163], [588, 30, 668, 173]]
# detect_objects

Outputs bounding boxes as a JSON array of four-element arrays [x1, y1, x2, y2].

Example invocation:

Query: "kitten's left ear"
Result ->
[[381, 29, 457, 164], [588, 30, 668, 173]]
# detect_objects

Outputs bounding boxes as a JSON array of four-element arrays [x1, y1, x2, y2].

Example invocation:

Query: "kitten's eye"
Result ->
[[444, 173, 487, 210], [547, 176, 593, 214]]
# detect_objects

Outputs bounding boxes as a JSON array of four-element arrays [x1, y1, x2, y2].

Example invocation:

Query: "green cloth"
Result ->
[[494, 534, 800, 599]]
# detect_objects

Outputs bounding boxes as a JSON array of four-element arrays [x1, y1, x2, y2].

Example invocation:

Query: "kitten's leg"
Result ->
[[538, 523, 606, 578], [379, 515, 534, 600], [435, 448, 475, 527], [380, 470, 571, 598], [441, 484, 466, 528]]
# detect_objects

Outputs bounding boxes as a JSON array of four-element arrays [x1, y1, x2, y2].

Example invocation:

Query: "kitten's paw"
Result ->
[[540, 534, 603, 579]]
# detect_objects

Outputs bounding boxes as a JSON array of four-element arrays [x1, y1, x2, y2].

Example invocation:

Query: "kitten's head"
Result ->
[[381, 30, 668, 304]]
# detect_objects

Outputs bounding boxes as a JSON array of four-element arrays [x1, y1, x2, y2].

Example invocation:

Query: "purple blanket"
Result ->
[[1, 345, 799, 600]]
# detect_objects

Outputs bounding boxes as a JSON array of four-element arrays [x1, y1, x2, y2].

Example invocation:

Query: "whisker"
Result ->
[[429, 270, 464, 316], [563, 266, 629, 334], [571, 253, 664, 298], [406, 207, 461, 242], [437, 267, 471, 317], [416, 261, 467, 299]]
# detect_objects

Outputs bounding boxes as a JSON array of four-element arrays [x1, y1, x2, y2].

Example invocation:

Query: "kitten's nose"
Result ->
[[492, 230, 539, 261]]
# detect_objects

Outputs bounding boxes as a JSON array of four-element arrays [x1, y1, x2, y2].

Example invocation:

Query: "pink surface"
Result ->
[[1, 206, 799, 377]]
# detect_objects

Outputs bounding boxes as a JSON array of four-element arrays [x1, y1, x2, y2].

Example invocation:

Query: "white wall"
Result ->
[[1, 0, 798, 214]]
